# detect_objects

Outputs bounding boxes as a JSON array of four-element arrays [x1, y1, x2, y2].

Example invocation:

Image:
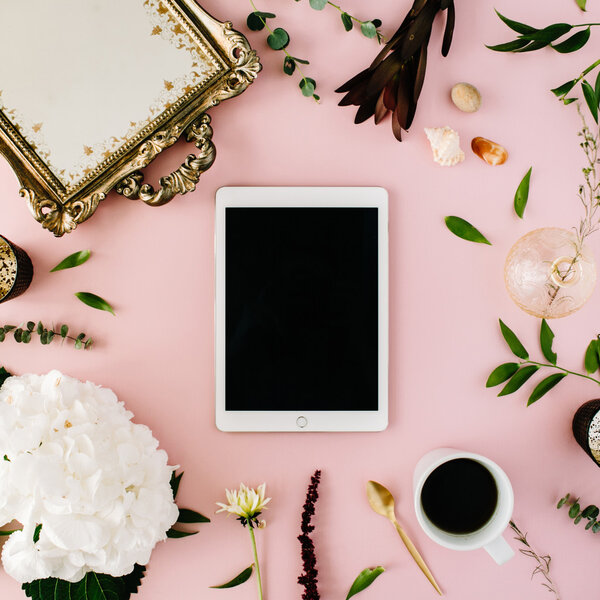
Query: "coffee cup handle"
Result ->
[[483, 534, 515, 565]]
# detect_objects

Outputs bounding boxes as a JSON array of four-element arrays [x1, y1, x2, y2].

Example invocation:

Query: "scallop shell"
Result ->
[[424, 127, 465, 167]]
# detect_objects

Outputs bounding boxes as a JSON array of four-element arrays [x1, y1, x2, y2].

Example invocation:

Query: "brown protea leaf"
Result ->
[[336, 0, 455, 142]]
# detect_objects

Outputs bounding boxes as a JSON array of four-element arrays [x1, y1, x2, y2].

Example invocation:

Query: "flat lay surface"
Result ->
[[1, 0, 600, 598]]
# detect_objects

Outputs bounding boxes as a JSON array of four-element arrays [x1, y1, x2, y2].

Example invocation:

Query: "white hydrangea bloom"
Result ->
[[0, 371, 179, 583]]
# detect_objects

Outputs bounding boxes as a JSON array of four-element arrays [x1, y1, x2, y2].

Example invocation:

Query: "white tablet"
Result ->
[[215, 187, 388, 432]]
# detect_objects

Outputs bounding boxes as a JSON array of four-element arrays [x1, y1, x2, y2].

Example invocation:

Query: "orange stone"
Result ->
[[471, 136, 508, 166]]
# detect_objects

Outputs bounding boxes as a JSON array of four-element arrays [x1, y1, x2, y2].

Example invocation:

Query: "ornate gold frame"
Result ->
[[0, 1, 260, 236]]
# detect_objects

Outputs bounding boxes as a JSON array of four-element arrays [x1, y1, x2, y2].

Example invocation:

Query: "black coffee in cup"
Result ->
[[420, 458, 498, 534]]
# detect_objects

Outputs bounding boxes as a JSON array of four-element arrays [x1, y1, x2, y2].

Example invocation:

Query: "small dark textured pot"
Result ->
[[572, 399, 600, 467], [0, 236, 34, 303]]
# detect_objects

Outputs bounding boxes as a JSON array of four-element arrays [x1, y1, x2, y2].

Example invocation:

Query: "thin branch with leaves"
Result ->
[[510, 521, 560, 599]]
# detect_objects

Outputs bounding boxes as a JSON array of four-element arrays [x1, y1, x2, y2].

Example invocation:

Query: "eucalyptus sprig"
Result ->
[[487, 10, 599, 54], [557, 493, 600, 533], [487, 319, 600, 405], [247, 2, 319, 101], [509, 521, 560, 600], [0, 321, 93, 350], [297, 0, 384, 43]]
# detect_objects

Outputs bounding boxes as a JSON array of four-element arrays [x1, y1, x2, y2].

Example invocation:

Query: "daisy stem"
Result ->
[[249, 526, 263, 600]]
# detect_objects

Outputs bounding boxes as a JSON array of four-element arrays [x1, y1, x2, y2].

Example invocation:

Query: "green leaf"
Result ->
[[444, 216, 491, 245], [22, 565, 146, 600], [2, 454, 9, 462], [292, 57, 309, 65], [592, 522, 600, 533], [166, 528, 198, 538], [77, 333, 86, 341], [564, 97, 578, 105], [33, 524, 42, 543], [557, 494, 569, 508], [584, 339, 599, 373], [26, 321, 35, 332], [3, 325, 15, 332], [360, 21, 377, 39], [267, 27, 289, 50], [514, 167, 532, 218], [0, 331, 5, 342], [283, 56, 295, 75], [170, 471, 183, 499], [576, 0, 587, 11], [552, 27, 591, 53], [494, 10, 538, 34], [210, 565, 254, 589], [0, 529, 20, 535], [486, 363, 520, 387], [74, 339, 83, 350], [309, 0, 327, 10], [486, 39, 531, 52], [346, 567, 385, 600], [499, 319, 529, 359], [551, 79, 577, 97], [61, 324, 68, 338], [22, 330, 31, 344], [582, 505, 599, 519], [341, 12, 353, 31], [75, 292, 116, 315], [582, 80, 599, 123], [524, 23, 572, 43], [177, 508, 210, 523], [84, 338, 93, 349], [0, 367, 10, 389], [40, 331, 49, 345], [498, 366, 539, 397], [569, 502, 581, 518], [36, 321, 43, 335], [50, 250, 91, 272], [246, 11, 275, 31], [595, 70, 600, 102], [540, 319, 557, 364], [514, 40, 552, 53], [14, 328, 22, 343], [300, 78, 316, 96], [527, 373, 567, 405]]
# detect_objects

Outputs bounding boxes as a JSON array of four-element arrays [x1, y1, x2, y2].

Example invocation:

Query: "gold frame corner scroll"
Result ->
[[0, 1, 260, 236]]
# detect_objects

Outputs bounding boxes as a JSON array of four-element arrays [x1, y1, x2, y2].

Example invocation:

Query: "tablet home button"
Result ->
[[296, 416, 308, 428]]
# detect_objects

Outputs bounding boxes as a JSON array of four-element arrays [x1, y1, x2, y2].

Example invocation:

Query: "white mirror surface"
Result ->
[[0, 0, 219, 189]]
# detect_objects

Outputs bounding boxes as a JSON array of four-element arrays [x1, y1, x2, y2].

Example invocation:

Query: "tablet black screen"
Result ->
[[225, 207, 379, 411]]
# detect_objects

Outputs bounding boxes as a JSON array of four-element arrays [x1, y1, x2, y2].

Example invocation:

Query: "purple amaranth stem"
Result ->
[[297, 470, 322, 600]]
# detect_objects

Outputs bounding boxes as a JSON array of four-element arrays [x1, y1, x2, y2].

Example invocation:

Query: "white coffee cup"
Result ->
[[413, 448, 515, 565]]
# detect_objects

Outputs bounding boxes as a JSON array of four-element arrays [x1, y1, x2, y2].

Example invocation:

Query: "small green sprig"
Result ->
[[552, 61, 600, 123], [0, 321, 93, 350], [487, 319, 600, 405], [487, 10, 599, 54], [298, 0, 384, 43], [558, 493, 600, 533], [509, 521, 560, 599], [247, 2, 319, 101]]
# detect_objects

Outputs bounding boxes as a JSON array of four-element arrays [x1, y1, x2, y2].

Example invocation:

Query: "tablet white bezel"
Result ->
[[215, 186, 388, 432]]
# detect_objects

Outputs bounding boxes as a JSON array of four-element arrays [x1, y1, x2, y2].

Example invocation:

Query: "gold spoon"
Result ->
[[366, 480, 443, 596]]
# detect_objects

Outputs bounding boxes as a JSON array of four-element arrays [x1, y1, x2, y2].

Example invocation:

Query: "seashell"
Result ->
[[424, 126, 465, 167], [471, 136, 508, 166], [451, 82, 481, 113]]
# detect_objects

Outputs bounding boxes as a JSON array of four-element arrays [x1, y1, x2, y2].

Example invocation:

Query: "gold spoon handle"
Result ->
[[393, 520, 443, 596]]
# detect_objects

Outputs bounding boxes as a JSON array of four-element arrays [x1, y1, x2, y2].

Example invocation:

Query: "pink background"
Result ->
[[1, 0, 600, 598]]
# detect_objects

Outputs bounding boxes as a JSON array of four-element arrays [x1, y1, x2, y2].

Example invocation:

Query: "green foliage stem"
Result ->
[[488, 319, 600, 405], [558, 493, 600, 533], [248, 0, 320, 102], [0, 322, 93, 350]]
